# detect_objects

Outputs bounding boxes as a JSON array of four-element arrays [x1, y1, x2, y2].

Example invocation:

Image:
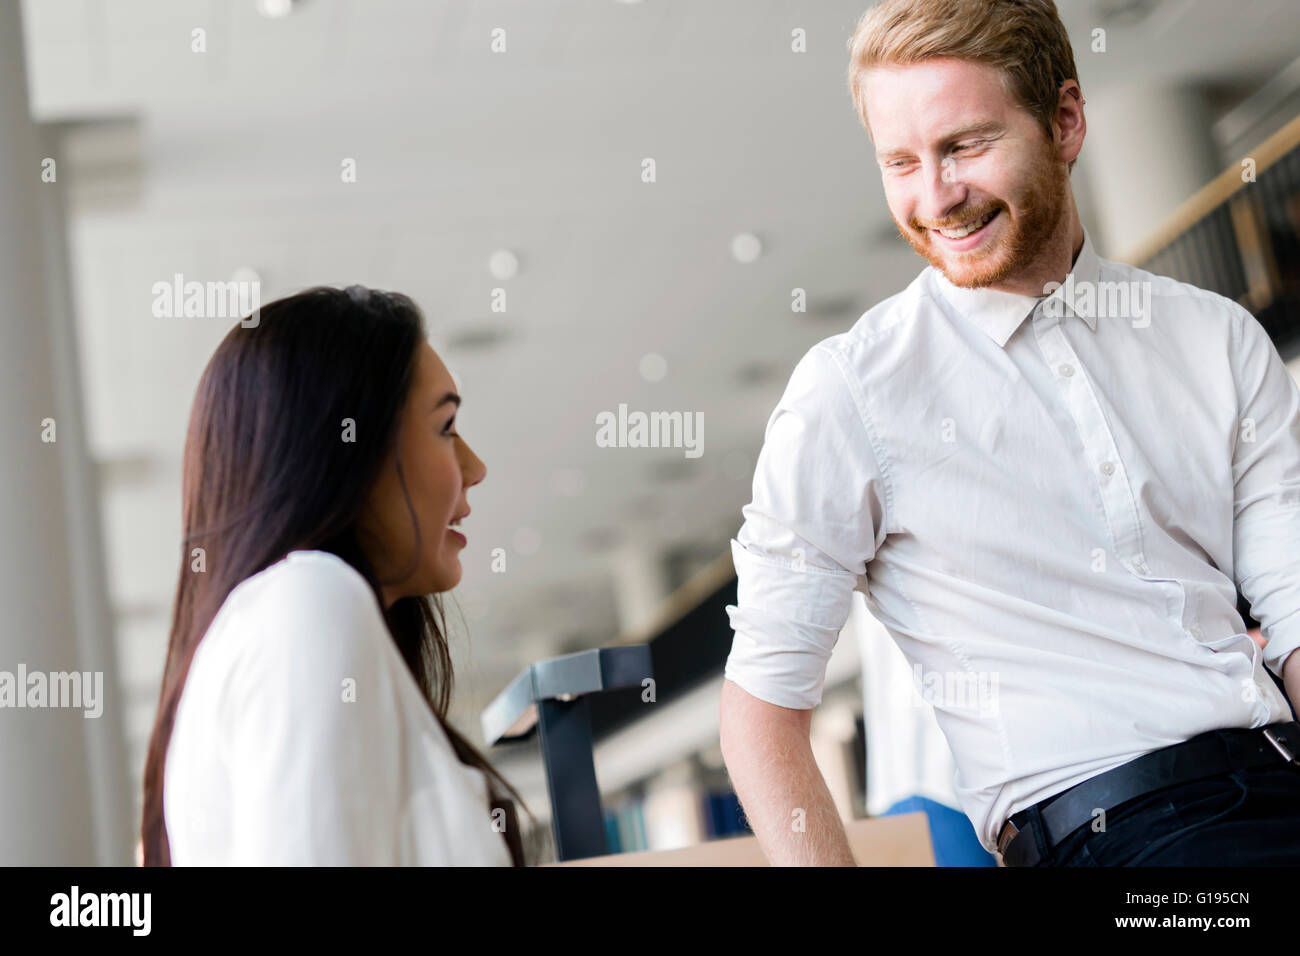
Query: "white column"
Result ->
[[609, 541, 673, 636], [0, 0, 132, 865], [1080, 85, 1222, 257]]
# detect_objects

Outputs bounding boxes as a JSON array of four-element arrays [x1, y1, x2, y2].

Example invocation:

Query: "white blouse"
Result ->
[[164, 550, 513, 865]]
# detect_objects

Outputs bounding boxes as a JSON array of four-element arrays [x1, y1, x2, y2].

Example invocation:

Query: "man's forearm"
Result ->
[[719, 678, 856, 866], [1283, 649, 1299, 712]]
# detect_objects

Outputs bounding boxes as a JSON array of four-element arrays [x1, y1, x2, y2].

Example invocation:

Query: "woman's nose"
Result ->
[[458, 438, 486, 487]]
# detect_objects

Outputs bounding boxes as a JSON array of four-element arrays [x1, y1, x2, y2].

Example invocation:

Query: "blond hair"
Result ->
[[847, 0, 1081, 168]]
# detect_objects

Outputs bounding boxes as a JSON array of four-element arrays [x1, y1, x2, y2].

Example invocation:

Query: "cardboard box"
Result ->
[[554, 812, 935, 866]]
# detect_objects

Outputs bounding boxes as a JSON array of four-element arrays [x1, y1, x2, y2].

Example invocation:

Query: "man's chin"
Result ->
[[928, 248, 1010, 289], [900, 229, 1001, 286]]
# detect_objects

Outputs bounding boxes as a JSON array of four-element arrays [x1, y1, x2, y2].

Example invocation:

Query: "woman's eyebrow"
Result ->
[[432, 392, 461, 411]]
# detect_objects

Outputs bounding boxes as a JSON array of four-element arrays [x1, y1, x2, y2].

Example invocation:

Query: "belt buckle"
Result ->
[[1262, 727, 1300, 766], [997, 820, 1020, 857]]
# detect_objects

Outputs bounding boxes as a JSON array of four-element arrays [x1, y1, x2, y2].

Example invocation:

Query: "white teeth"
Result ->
[[936, 210, 995, 239]]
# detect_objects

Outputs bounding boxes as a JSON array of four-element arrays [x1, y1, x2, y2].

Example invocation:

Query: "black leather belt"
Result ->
[[998, 721, 1300, 867]]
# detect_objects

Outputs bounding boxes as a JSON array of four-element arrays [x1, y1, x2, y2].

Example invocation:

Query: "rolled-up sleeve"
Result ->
[[724, 343, 890, 710], [1230, 306, 1300, 680]]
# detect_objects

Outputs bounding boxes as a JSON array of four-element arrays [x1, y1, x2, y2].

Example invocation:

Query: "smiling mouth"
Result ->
[[931, 208, 999, 240]]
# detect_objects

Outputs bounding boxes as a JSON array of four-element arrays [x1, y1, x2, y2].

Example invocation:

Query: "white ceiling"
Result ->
[[19, 0, 1300, 740]]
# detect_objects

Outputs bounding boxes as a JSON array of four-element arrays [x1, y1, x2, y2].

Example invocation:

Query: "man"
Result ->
[[719, 0, 1300, 867]]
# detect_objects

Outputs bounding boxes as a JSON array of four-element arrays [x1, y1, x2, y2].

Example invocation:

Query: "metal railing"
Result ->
[[1122, 113, 1300, 357]]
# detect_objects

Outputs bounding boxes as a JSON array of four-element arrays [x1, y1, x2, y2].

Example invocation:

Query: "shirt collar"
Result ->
[[929, 228, 1100, 348]]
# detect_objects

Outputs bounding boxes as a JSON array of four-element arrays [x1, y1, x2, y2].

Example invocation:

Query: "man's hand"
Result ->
[[718, 678, 857, 866]]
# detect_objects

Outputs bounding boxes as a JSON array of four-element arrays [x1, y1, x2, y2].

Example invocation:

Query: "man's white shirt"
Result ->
[[724, 228, 1300, 853], [850, 591, 967, 817]]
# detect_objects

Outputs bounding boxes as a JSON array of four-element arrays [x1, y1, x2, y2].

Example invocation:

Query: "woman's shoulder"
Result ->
[[221, 549, 380, 632], [228, 549, 377, 615], [197, 550, 390, 687]]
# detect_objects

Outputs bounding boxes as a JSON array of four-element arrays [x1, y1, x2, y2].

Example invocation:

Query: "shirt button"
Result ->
[[1190, 623, 1203, 638], [1099, 460, 1115, 476], [1133, 558, 1149, 575], [1058, 363, 1075, 377]]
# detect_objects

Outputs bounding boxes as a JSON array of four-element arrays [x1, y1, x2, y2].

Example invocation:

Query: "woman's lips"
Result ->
[[447, 527, 467, 545]]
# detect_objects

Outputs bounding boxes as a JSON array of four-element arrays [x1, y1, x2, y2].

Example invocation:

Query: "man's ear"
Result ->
[[1055, 80, 1086, 164]]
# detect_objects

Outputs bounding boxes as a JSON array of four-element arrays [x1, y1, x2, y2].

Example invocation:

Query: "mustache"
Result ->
[[912, 205, 1001, 231]]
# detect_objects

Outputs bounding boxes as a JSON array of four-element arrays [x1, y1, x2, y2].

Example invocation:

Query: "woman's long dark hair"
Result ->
[[141, 285, 529, 866]]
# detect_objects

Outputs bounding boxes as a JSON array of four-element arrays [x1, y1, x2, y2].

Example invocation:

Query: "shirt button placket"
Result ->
[[1037, 319, 1144, 575]]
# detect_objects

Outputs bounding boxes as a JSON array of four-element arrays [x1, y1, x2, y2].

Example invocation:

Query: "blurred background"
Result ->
[[3, 0, 1299, 865]]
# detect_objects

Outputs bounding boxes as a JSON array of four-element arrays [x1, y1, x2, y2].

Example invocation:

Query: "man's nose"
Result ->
[[918, 159, 968, 225]]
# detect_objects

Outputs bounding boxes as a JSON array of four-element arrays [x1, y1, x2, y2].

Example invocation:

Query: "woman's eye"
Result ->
[[441, 417, 457, 437]]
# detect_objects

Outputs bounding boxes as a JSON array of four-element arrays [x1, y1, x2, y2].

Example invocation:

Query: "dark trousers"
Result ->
[[1016, 757, 1300, 866]]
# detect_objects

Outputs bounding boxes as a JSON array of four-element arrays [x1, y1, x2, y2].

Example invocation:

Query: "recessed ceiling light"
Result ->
[[731, 232, 762, 264], [638, 352, 667, 382], [804, 292, 863, 321], [735, 359, 785, 386], [579, 526, 621, 553], [489, 249, 519, 280], [256, 0, 294, 19], [648, 459, 696, 483], [444, 325, 511, 352], [1094, 0, 1163, 27]]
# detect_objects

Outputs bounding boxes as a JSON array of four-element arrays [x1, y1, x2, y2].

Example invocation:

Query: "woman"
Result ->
[[140, 285, 527, 865]]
